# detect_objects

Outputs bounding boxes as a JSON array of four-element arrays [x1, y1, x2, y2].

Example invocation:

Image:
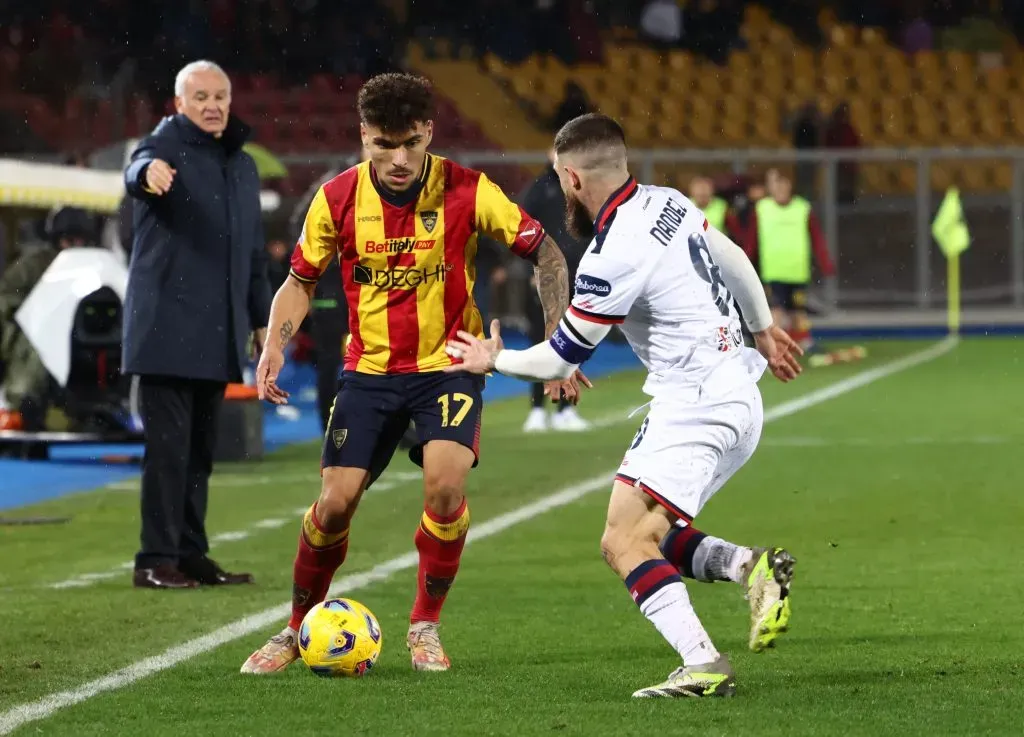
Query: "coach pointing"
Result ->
[[123, 60, 271, 589]]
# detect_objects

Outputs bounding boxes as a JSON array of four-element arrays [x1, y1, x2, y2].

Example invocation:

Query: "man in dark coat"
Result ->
[[123, 60, 271, 589]]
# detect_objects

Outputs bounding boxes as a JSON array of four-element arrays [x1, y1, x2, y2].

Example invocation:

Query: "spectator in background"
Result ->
[[823, 102, 861, 204], [473, 238, 510, 326], [122, 60, 270, 590], [745, 172, 835, 352], [551, 81, 593, 132], [0, 207, 96, 429], [788, 102, 820, 199], [567, 0, 605, 63], [903, 11, 935, 53], [640, 0, 683, 49], [266, 239, 291, 295], [685, 0, 742, 65], [689, 175, 743, 245], [518, 149, 591, 433]]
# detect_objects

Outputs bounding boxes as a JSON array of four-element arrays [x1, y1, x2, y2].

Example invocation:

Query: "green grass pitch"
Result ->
[[1, 338, 1022, 735]]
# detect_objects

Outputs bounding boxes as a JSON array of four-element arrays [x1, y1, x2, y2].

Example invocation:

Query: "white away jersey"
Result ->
[[569, 178, 766, 399]]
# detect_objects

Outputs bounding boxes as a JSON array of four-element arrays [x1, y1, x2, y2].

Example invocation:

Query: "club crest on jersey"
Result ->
[[420, 210, 438, 233], [332, 428, 348, 449], [575, 274, 612, 297]]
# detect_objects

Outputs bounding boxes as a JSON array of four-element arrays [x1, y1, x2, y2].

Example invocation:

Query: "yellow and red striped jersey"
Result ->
[[290, 154, 545, 374]]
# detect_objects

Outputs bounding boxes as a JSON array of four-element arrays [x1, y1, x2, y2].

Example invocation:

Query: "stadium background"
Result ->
[[2, 0, 1024, 324], [2, 3, 1024, 735]]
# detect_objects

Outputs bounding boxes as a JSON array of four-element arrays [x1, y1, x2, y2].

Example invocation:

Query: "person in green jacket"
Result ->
[[744, 173, 835, 351], [689, 175, 743, 245], [0, 207, 95, 425]]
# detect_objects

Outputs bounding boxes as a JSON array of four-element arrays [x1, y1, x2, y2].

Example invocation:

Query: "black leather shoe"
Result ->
[[133, 564, 199, 589], [179, 556, 254, 586]]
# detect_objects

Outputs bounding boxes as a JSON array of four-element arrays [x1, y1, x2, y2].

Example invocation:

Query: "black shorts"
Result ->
[[321, 370, 485, 485], [765, 282, 808, 311]]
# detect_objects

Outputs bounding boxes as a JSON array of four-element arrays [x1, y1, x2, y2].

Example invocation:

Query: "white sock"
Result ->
[[728, 547, 754, 584], [692, 536, 752, 584], [639, 581, 719, 666]]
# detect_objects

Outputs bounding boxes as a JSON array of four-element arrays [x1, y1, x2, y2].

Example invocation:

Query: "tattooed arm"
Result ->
[[531, 236, 593, 403], [533, 235, 570, 339], [255, 275, 316, 404]]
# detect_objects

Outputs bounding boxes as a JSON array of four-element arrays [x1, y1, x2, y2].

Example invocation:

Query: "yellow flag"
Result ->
[[931, 187, 970, 258]]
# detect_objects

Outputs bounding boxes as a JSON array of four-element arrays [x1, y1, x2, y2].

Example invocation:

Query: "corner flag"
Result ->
[[931, 187, 971, 335]]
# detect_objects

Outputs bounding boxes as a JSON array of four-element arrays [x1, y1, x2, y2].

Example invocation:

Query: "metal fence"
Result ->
[[280, 147, 1024, 311]]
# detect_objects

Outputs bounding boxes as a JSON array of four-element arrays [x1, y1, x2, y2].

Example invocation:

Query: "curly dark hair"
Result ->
[[553, 113, 626, 156], [357, 73, 434, 133]]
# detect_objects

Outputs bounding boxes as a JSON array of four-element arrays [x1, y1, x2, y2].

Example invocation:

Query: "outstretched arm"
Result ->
[[446, 312, 611, 383]]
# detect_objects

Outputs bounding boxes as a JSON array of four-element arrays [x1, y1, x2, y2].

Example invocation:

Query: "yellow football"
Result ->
[[298, 598, 383, 677]]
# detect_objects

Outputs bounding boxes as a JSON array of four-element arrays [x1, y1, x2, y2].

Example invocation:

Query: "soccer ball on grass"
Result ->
[[298, 598, 383, 677]]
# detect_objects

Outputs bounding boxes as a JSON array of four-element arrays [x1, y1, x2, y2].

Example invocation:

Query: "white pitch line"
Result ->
[[105, 470, 422, 492], [0, 339, 956, 735], [47, 472, 422, 591], [762, 435, 1008, 447]]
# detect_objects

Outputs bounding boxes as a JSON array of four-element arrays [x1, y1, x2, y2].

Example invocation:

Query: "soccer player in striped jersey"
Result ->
[[241, 74, 585, 674]]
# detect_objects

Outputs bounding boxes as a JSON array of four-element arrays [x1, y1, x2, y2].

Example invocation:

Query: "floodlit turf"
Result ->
[[2, 338, 1023, 735]]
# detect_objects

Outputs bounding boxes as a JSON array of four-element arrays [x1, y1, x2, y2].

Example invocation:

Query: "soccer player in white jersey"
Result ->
[[445, 114, 805, 698]]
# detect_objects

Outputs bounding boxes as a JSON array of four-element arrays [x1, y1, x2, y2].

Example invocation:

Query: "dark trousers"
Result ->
[[135, 375, 225, 569], [525, 288, 570, 411]]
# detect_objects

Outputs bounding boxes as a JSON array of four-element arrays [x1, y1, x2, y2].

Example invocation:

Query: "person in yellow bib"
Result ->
[[745, 173, 835, 351], [689, 176, 743, 245]]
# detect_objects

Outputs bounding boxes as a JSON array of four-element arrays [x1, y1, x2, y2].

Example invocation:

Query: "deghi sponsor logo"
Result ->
[[364, 237, 436, 254], [353, 262, 453, 289]]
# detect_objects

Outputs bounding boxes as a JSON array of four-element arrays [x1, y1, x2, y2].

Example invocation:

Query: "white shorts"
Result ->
[[614, 382, 763, 523]]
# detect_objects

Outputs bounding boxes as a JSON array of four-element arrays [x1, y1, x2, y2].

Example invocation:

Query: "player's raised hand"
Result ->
[[754, 325, 804, 382], [445, 319, 503, 374], [144, 159, 177, 195], [256, 344, 291, 404]]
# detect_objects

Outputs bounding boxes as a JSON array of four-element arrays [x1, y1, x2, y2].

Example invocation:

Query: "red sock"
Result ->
[[410, 498, 470, 623], [288, 502, 349, 631]]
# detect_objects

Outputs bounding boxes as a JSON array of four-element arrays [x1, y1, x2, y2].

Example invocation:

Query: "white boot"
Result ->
[[551, 407, 590, 432], [522, 407, 549, 433]]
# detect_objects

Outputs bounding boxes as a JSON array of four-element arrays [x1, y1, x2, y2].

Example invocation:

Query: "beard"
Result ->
[[565, 192, 594, 241]]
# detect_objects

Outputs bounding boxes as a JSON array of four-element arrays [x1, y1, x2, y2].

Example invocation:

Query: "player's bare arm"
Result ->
[[533, 236, 593, 401], [256, 275, 315, 404], [534, 235, 570, 337]]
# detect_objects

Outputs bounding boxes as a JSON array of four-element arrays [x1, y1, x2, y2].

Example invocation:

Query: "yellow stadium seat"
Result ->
[[745, 4, 771, 29], [605, 47, 632, 75], [977, 115, 1006, 145], [722, 94, 746, 120], [666, 50, 696, 75], [822, 70, 848, 96], [944, 102, 974, 145], [930, 163, 953, 191], [829, 24, 855, 48], [860, 164, 885, 193], [980, 67, 1010, 95], [881, 53, 912, 95], [695, 70, 723, 96], [994, 163, 1012, 191], [634, 48, 663, 77], [895, 166, 917, 192], [654, 117, 682, 145], [721, 118, 747, 144], [483, 53, 509, 79], [859, 27, 887, 48]]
